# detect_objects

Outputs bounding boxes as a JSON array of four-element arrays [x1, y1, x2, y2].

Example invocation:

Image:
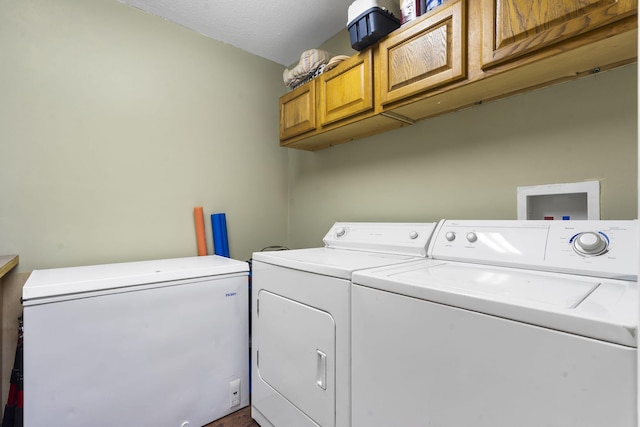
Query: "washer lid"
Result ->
[[22, 255, 249, 302], [353, 260, 638, 347], [405, 262, 600, 309], [253, 247, 420, 279]]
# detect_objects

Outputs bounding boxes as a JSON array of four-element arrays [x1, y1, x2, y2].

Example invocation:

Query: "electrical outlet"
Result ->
[[229, 379, 241, 407]]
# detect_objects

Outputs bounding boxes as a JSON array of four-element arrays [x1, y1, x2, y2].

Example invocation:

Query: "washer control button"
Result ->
[[466, 232, 478, 243], [573, 232, 608, 255], [445, 232, 456, 242], [409, 231, 419, 240], [335, 227, 347, 238]]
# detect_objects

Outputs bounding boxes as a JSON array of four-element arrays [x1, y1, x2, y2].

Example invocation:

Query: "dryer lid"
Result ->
[[253, 247, 421, 279], [252, 222, 437, 278]]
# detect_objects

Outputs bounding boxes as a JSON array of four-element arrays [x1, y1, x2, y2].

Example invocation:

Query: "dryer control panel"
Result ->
[[323, 222, 437, 257], [429, 220, 637, 280]]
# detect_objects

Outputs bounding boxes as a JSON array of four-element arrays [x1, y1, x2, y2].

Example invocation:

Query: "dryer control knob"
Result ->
[[335, 227, 347, 237], [409, 231, 419, 240], [466, 232, 478, 243], [573, 232, 608, 256], [445, 232, 456, 241]]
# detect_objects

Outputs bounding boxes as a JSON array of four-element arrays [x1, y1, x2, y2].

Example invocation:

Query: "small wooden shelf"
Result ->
[[0, 256, 19, 280]]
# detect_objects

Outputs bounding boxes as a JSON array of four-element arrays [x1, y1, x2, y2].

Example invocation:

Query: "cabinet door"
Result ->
[[257, 290, 336, 427], [318, 50, 374, 126], [378, 0, 466, 106], [482, 0, 638, 68], [280, 82, 316, 140]]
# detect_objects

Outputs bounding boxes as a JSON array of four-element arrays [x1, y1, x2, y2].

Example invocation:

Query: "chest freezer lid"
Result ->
[[22, 255, 248, 302], [353, 260, 638, 347]]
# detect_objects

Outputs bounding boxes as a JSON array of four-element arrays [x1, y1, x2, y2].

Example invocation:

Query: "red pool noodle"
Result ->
[[194, 206, 208, 256]]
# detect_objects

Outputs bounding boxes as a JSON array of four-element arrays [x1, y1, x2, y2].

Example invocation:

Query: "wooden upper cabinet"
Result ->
[[280, 82, 316, 141], [318, 50, 374, 126], [482, 0, 638, 68], [377, 0, 466, 106], [279, 0, 635, 150]]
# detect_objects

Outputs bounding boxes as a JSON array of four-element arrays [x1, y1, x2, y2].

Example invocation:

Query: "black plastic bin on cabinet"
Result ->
[[348, 7, 400, 51]]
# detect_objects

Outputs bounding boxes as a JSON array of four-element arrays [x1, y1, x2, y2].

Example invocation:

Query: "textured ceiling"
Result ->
[[119, 0, 353, 66]]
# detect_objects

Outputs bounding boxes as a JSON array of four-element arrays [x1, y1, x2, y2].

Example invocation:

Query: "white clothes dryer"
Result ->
[[351, 220, 638, 427], [250, 222, 438, 427]]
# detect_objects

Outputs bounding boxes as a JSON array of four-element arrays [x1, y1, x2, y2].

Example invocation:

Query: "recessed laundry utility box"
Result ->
[[517, 181, 600, 220], [22, 255, 250, 427]]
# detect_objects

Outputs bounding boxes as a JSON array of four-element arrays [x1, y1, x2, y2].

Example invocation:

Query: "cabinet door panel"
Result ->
[[280, 82, 316, 140], [257, 290, 335, 427], [378, 0, 466, 106], [319, 51, 374, 126], [482, 0, 637, 68]]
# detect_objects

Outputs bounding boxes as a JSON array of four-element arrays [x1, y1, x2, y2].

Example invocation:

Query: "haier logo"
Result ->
[[225, 292, 237, 297]]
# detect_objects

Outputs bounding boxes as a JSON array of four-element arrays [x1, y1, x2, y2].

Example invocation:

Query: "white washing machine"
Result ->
[[250, 222, 438, 427], [351, 220, 638, 427], [22, 255, 250, 427]]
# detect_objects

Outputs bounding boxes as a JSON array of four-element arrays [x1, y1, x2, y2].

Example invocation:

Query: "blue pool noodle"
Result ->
[[211, 213, 230, 257]]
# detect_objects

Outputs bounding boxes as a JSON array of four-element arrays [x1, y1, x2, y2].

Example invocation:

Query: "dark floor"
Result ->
[[204, 406, 260, 427]]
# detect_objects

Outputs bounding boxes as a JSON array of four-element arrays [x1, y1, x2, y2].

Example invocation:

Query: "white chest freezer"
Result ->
[[22, 255, 249, 427]]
